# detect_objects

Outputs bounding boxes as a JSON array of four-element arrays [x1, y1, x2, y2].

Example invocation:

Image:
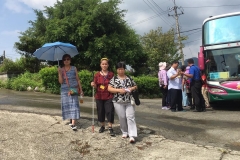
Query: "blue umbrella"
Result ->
[[33, 42, 79, 64]]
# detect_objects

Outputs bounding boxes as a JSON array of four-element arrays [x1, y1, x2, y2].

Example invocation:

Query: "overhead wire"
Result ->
[[184, 30, 202, 36], [147, 0, 174, 26], [183, 4, 240, 8], [142, 0, 173, 27], [184, 38, 201, 44], [126, 0, 170, 17], [150, 0, 175, 25], [131, 12, 168, 26], [179, 28, 201, 33]]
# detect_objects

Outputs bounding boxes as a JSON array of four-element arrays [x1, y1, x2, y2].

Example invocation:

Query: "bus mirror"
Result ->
[[198, 46, 204, 70]]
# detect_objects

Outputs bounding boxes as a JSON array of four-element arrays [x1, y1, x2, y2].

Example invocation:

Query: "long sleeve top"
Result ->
[[158, 70, 168, 86]]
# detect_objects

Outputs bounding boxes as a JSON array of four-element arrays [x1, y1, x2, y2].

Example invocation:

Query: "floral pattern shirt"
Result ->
[[109, 76, 136, 103]]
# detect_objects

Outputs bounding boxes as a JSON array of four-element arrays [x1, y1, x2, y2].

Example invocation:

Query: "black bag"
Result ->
[[127, 76, 140, 106], [131, 89, 140, 105]]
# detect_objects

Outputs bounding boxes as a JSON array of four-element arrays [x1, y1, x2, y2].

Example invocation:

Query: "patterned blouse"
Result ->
[[109, 76, 137, 103]]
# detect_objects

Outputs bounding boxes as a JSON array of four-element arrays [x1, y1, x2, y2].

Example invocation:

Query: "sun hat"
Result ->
[[159, 62, 167, 70]]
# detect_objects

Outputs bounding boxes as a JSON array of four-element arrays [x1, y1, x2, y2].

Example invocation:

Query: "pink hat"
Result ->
[[159, 62, 167, 70]]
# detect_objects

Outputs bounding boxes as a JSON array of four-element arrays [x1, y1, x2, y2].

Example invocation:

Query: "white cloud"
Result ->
[[4, 0, 62, 12], [19, 0, 62, 10], [0, 30, 21, 36], [4, 0, 29, 13]]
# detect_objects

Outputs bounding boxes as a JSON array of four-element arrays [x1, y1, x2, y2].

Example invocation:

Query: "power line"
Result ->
[[183, 4, 240, 8], [126, 0, 170, 17], [131, 14, 162, 26], [150, 0, 175, 25], [184, 30, 202, 36], [179, 28, 201, 33], [143, 0, 173, 27], [184, 38, 201, 44]]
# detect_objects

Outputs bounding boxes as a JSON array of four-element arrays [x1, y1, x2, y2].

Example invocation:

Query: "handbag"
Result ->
[[127, 76, 140, 106], [63, 69, 80, 96]]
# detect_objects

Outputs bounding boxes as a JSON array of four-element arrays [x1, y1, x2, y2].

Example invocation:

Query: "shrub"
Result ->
[[10, 72, 43, 91], [39, 66, 60, 94], [0, 58, 24, 73], [78, 70, 95, 96], [133, 76, 161, 98]]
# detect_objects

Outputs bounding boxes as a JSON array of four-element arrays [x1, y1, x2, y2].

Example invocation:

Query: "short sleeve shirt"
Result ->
[[167, 67, 182, 90], [189, 65, 201, 82], [109, 76, 136, 103], [94, 71, 114, 100]]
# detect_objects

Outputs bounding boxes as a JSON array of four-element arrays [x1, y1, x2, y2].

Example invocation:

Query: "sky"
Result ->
[[0, 0, 240, 61]]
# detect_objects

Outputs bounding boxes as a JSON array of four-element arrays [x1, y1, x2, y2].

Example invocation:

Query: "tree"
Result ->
[[141, 27, 187, 74], [14, 0, 147, 74]]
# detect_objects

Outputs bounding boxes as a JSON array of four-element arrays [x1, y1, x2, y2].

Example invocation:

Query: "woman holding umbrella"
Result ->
[[58, 54, 83, 131], [91, 58, 115, 136]]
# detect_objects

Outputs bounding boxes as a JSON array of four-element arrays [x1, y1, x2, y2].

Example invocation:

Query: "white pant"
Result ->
[[113, 102, 137, 137]]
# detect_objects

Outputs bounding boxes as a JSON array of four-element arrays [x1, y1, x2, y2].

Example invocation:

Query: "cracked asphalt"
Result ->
[[1, 89, 240, 159]]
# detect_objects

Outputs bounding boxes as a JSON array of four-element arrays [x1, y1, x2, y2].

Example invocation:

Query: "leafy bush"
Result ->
[[78, 70, 95, 96], [0, 58, 24, 73], [1, 66, 161, 98], [10, 72, 43, 91], [39, 66, 60, 94], [133, 76, 161, 98]]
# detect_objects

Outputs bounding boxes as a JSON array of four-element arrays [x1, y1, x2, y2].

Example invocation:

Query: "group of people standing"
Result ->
[[158, 58, 210, 112], [58, 54, 138, 143]]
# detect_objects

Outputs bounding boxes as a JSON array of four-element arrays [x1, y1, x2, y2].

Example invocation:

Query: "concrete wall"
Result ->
[[0, 73, 21, 81]]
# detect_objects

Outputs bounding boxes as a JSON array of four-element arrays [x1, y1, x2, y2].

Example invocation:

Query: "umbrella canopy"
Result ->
[[33, 42, 79, 61]]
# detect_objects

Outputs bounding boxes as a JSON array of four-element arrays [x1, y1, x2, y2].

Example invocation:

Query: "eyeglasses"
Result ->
[[63, 58, 70, 61]]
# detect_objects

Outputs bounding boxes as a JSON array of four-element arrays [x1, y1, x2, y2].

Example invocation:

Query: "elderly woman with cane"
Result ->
[[91, 58, 115, 136]]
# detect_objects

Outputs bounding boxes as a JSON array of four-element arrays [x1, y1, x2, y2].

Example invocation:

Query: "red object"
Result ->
[[92, 125, 94, 133], [198, 46, 204, 70], [94, 71, 114, 100], [201, 74, 207, 87]]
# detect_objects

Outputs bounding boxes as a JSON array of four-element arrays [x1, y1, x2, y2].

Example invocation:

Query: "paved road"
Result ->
[[1, 89, 240, 151]]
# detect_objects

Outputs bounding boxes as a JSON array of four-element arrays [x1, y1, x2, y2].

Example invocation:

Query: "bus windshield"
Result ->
[[205, 47, 240, 80], [204, 15, 240, 45]]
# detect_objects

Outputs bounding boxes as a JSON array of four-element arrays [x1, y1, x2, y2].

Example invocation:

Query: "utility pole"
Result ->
[[3, 50, 5, 60], [168, 0, 184, 65]]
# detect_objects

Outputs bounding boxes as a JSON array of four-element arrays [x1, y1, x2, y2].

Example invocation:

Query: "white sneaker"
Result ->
[[129, 137, 135, 143], [71, 125, 77, 130], [122, 134, 128, 138], [162, 106, 168, 110]]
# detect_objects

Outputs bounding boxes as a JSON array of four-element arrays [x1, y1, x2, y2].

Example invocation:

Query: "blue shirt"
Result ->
[[189, 65, 201, 82], [167, 67, 182, 90]]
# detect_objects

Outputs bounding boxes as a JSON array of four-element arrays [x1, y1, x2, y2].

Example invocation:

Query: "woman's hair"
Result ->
[[181, 65, 187, 72], [116, 61, 126, 69], [100, 57, 109, 63], [62, 54, 71, 61]]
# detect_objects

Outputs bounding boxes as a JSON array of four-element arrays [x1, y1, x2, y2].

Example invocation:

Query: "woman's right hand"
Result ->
[[118, 89, 126, 94], [58, 67, 62, 74]]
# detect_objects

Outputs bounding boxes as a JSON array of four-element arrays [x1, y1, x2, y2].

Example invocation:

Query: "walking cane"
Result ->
[[92, 72, 95, 133]]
